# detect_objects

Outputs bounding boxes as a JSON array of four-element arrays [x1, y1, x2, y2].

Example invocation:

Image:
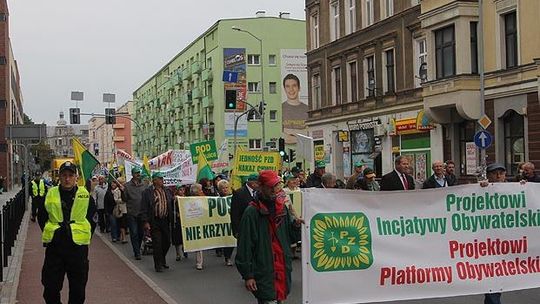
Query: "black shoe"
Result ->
[[184, 252, 188, 258], [162, 264, 169, 269], [135, 255, 142, 260], [155, 266, 163, 272]]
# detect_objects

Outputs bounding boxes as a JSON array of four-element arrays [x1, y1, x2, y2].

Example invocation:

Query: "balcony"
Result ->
[[184, 91, 193, 104], [192, 87, 202, 99], [192, 113, 202, 126], [191, 61, 201, 74], [201, 68, 213, 82], [182, 66, 192, 81], [173, 96, 183, 108], [202, 96, 213, 108]]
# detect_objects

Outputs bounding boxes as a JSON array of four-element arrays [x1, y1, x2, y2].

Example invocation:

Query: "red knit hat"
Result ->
[[258, 170, 281, 188]]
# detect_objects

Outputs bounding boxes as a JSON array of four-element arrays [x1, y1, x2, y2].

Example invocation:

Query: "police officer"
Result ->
[[38, 161, 97, 304], [31, 172, 47, 222]]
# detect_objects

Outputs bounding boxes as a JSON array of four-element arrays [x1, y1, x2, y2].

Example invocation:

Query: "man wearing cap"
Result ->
[[380, 156, 415, 191], [346, 161, 365, 189], [236, 170, 302, 304], [422, 160, 452, 189], [140, 171, 175, 272], [357, 168, 380, 191], [120, 166, 147, 260], [38, 161, 97, 304], [231, 173, 259, 238], [31, 172, 47, 222], [306, 160, 326, 188]]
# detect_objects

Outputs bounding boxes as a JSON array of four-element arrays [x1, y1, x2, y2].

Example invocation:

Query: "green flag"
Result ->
[[72, 138, 100, 185]]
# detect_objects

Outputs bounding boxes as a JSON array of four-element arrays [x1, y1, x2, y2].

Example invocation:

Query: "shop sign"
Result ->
[[395, 118, 417, 134], [465, 142, 477, 175], [416, 110, 435, 131], [348, 119, 381, 131], [338, 131, 349, 142]]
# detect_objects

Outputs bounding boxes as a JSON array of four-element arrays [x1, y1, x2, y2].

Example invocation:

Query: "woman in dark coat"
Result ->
[[171, 184, 188, 261]]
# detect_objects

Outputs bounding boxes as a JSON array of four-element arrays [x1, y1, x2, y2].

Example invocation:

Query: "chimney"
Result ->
[[279, 12, 291, 19], [256, 10, 266, 18]]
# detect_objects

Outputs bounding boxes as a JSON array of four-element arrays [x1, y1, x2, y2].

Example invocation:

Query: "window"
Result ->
[[504, 12, 518, 69], [331, 66, 342, 105], [346, 61, 358, 103], [268, 54, 276, 65], [248, 82, 260, 93], [345, 0, 356, 35], [270, 110, 277, 121], [383, 0, 394, 18], [365, 56, 375, 97], [415, 39, 428, 87], [312, 73, 321, 109], [435, 25, 455, 79], [247, 54, 260, 65], [269, 82, 277, 94], [249, 139, 262, 150], [330, 1, 340, 41], [364, 0, 374, 27], [310, 13, 320, 49], [384, 49, 395, 93], [503, 110, 524, 175], [470, 22, 478, 74]]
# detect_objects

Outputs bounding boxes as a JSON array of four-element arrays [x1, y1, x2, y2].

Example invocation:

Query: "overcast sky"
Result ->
[[8, 0, 305, 125]]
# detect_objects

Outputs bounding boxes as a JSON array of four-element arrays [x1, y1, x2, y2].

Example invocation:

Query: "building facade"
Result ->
[[88, 116, 113, 165], [305, 0, 434, 180], [113, 100, 133, 156], [0, 1, 25, 189], [421, 0, 540, 179], [133, 15, 306, 161], [47, 112, 89, 157]]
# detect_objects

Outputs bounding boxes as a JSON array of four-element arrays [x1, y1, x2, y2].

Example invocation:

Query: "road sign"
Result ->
[[478, 115, 492, 129], [474, 130, 493, 149], [222, 71, 238, 83]]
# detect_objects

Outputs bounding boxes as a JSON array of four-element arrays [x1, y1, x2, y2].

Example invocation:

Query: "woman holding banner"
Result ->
[[190, 183, 206, 270], [172, 184, 188, 261], [217, 180, 235, 266]]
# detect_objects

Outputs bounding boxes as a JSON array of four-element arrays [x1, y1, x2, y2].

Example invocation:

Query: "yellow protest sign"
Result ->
[[314, 145, 325, 161], [177, 196, 236, 252], [231, 150, 281, 190]]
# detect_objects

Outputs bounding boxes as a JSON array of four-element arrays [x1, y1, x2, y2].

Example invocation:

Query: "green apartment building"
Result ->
[[133, 15, 307, 161]]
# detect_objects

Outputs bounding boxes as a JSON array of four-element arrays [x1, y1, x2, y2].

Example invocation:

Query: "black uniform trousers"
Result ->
[[41, 242, 89, 304], [32, 196, 45, 218], [151, 217, 171, 269]]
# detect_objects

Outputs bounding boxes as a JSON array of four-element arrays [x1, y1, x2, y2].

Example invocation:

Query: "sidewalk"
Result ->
[[16, 219, 169, 303]]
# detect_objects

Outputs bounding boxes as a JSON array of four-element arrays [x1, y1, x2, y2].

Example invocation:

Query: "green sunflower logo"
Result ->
[[310, 213, 373, 272]]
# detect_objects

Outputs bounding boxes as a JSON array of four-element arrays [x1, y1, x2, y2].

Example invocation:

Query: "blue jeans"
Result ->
[[108, 214, 119, 241], [485, 293, 501, 304], [126, 214, 142, 257]]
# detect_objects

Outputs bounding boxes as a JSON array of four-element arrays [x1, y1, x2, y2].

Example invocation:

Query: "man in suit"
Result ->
[[140, 171, 175, 272], [423, 160, 452, 189], [230, 173, 259, 238], [380, 156, 415, 191]]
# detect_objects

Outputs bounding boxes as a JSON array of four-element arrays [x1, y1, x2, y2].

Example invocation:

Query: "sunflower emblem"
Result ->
[[310, 213, 373, 272]]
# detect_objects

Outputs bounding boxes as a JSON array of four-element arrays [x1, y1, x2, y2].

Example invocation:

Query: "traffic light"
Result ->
[[258, 101, 266, 115], [289, 149, 296, 163], [69, 108, 80, 124], [105, 108, 116, 124], [278, 137, 285, 154], [225, 90, 237, 110]]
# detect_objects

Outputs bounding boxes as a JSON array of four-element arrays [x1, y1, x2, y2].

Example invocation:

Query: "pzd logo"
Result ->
[[310, 213, 372, 272]]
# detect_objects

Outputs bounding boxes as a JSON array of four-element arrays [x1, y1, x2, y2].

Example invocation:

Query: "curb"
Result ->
[[0, 211, 30, 304], [96, 232, 179, 304]]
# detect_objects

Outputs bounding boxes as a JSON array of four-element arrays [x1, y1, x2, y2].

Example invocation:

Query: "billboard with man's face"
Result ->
[[281, 49, 308, 137]]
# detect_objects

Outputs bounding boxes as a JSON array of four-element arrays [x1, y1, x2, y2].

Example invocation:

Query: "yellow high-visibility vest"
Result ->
[[31, 180, 46, 197], [42, 186, 92, 245]]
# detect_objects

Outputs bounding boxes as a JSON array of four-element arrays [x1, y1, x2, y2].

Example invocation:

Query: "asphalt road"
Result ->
[[106, 234, 539, 304]]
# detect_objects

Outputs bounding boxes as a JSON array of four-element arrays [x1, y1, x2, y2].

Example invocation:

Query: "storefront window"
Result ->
[[503, 110, 524, 175], [350, 129, 380, 175], [458, 121, 476, 175]]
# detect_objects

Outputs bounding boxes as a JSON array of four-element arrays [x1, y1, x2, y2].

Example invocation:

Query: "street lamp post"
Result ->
[[232, 26, 266, 149]]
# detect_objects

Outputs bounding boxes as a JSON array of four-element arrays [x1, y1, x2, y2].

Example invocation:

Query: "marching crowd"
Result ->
[[29, 157, 540, 304]]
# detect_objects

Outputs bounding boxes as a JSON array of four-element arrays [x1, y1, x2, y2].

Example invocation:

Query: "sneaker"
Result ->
[[122, 240, 128, 244], [112, 239, 117, 243], [225, 258, 233, 266], [176, 255, 182, 261], [196, 264, 203, 270]]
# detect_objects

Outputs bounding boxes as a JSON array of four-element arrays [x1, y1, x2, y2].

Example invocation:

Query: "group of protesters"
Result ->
[[30, 156, 540, 304]]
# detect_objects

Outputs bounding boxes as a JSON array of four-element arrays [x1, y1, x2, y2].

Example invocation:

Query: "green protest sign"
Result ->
[[190, 140, 218, 164]]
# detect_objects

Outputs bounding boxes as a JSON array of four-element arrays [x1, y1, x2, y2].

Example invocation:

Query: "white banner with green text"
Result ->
[[302, 184, 540, 304]]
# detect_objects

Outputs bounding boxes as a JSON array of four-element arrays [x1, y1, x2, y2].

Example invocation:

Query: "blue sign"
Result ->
[[474, 130, 493, 149], [222, 71, 238, 83]]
